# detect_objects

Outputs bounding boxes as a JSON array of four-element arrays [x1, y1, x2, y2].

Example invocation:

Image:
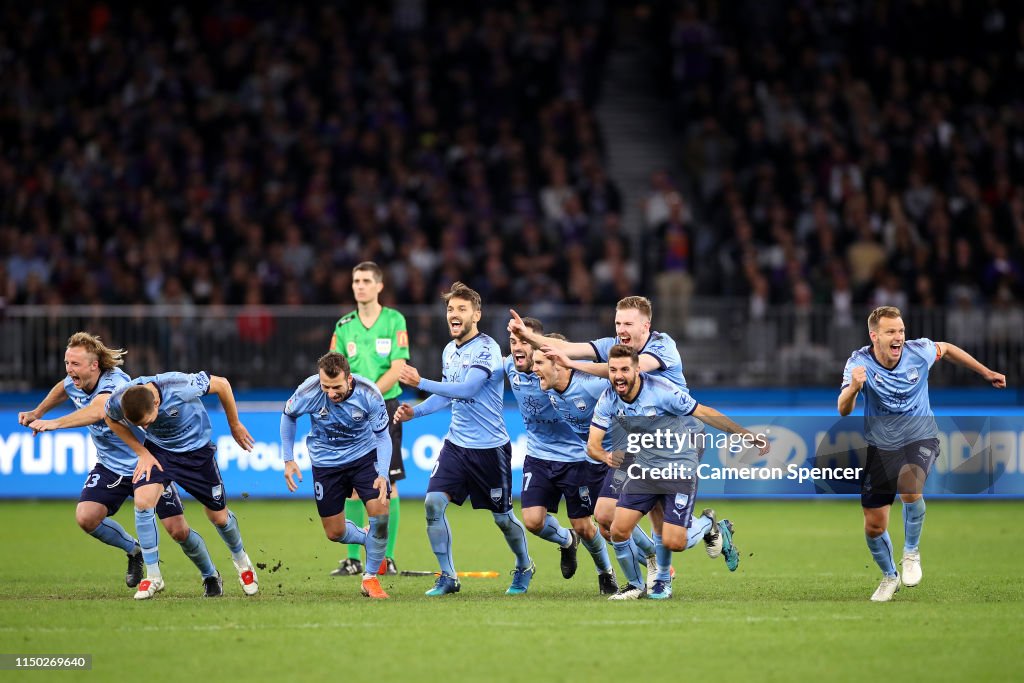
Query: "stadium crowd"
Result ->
[[652, 0, 1024, 325], [0, 1, 622, 310]]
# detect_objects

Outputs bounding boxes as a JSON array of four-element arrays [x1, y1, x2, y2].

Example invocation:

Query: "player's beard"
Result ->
[[450, 317, 473, 341]]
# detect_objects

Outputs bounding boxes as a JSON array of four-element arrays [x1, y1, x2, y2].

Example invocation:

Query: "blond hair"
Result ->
[[616, 296, 653, 320], [66, 332, 126, 371], [867, 306, 902, 332]]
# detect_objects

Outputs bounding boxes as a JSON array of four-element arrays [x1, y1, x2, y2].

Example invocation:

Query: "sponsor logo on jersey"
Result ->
[[318, 406, 329, 419], [396, 330, 409, 348]]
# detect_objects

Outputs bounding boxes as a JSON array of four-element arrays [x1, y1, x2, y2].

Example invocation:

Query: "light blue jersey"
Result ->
[[283, 373, 389, 468], [442, 334, 508, 449], [842, 339, 939, 448], [65, 368, 143, 477], [505, 357, 589, 463], [590, 331, 687, 390], [544, 369, 607, 439], [592, 373, 703, 468], [106, 371, 213, 452]]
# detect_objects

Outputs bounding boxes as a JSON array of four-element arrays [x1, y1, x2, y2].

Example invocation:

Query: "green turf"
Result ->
[[0, 499, 1021, 682]]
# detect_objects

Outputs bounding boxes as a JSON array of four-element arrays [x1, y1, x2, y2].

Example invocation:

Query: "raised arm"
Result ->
[[838, 366, 866, 416], [18, 381, 68, 425], [508, 309, 597, 359], [936, 342, 1006, 388]]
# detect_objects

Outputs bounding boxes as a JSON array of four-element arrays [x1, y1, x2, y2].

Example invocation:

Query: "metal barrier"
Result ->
[[0, 301, 1020, 389]]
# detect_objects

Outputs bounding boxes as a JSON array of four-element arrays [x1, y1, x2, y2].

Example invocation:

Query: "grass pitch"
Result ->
[[0, 499, 1021, 682]]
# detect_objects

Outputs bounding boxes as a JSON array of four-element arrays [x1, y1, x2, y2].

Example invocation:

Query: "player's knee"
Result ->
[[662, 536, 686, 552], [424, 492, 448, 521], [864, 520, 886, 537], [570, 519, 597, 540], [163, 518, 190, 542], [900, 492, 922, 504], [75, 508, 102, 532], [609, 524, 631, 543], [521, 512, 544, 534]]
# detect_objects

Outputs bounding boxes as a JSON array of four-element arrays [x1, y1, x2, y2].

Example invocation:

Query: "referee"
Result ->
[[328, 261, 410, 576]]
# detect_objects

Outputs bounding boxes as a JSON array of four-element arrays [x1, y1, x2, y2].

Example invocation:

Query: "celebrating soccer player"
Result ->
[[280, 352, 392, 599], [587, 345, 768, 600], [838, 306, 1006, 602], [104, 370, 258, 599], [328, 261, 409, 577], [506, 322, 617, 594], [509, 296, 685, 586], [395, 281, 534, 596], [18, 333, 213, 593]]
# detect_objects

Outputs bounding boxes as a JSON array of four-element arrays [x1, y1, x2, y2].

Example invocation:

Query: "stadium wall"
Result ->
[[1, 390, 1021, 500]]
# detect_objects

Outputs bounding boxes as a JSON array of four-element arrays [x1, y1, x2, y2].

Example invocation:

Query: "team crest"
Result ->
[[907, 367, 920, 384], [352, 409, 365, 422], [578, 486, 591, 505], [211, 485, 223, 501], [168, 408, 179, 418], [574, 398, 587, 412], [674, 493, 689, 509], [346, 341, 358, 358], [490, 488, 503, 504], [161, 485, 175, 499], [645, 406, 657, 417]]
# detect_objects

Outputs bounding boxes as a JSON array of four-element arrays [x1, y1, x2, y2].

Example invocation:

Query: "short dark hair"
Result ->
[[521, 317, 543, 334], [442, 281, 482, 311], [318, 352, 351, 378], [353, 261, 384, 283], [122, 386, 155, 424], [608, 344, 639, 365], [544, 332, 566, 341]]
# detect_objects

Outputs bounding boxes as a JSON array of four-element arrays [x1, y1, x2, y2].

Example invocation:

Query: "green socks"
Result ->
[[386, 495, 400, 559], [345, 498, 365, 560]]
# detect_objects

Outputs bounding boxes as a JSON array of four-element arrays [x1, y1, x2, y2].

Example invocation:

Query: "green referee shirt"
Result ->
[[330, 307, 410, 400]]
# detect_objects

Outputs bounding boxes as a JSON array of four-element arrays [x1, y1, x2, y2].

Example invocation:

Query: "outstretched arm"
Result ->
[[936, 342, 1006, 388], [29, 393, 112, 433], [692, 404, 770, 455], [401, 365, 490, 401], [18, 381, 68, 425], [508, 309, 597, 359]]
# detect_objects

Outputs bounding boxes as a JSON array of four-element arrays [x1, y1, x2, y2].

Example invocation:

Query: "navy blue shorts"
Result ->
[[132, 441, 228, 511], [599, 459, 632, 500], [312, 451, 390, 518], [81, 462, 184, 519], [618, 475, 699, 529], [427, 440, 513, 513], [861, 438, 939, 508], [522, 456, 607, 519]]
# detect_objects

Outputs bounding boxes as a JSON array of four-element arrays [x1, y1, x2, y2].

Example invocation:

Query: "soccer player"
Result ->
[[280, 352, 391, 599], [506, 321, 617, 594], [838, 306, 1006, 602], [587, 345, 767, 600], [17, 333, 212, 592], [395, 281, 534, 596], [508, 296, 684, 583], [329, 261, 409, 577], [104, 370, 259, 599]]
